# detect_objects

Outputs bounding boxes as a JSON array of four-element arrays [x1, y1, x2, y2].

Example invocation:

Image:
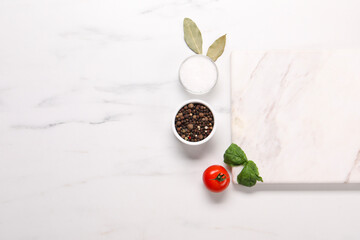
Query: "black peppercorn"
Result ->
[[174, 102, 214, 142]]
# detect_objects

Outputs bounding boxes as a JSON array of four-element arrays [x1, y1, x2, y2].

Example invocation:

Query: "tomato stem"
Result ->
[[211, 173, 227, 182]]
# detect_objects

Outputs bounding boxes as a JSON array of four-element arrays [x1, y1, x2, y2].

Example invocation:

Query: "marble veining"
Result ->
[[11, 113, 130, 130], [231, 50, 360, 183], [345, 150, 360, 183], [2, 1, 360, 239], [59, 27, 151, 42]]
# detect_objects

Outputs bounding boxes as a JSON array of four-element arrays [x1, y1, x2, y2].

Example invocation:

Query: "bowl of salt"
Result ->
[[178, 54, 218, 95]]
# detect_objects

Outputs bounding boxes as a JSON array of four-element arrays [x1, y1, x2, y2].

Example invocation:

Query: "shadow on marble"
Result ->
[[205, 188, 229, 204], [178, 139, 215, 160], [232, 183, 360, 193], [182, 85, 219, 101]]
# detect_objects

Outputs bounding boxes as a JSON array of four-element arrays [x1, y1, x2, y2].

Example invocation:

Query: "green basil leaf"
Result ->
[[206, 34, 226, 62], [183, 18, 203, 54], [223, 143, 248, 166], [237, 161, 263, 187]]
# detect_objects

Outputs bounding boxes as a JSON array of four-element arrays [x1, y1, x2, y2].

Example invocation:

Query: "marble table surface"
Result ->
[[1, 0, 360, 239], [231, 50, 360, 183]]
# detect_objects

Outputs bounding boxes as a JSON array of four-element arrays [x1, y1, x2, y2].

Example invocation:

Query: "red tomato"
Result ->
[[203, 165, 230, 192]]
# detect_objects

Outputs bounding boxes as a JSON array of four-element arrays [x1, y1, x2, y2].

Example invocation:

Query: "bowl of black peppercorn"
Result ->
[[173, 99, 216, 145]]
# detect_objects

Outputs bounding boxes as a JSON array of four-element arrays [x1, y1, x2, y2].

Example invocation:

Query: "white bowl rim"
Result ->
[[172, 99, 216, 146]]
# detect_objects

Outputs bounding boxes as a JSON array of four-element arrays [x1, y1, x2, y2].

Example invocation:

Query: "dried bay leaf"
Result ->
[[206, 34, 226, 62], [183, 18, 203, 54]]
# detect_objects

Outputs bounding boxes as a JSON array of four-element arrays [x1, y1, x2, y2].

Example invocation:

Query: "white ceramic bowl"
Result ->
[[172, 99, 216, 145], [178, 55, 218, 95]]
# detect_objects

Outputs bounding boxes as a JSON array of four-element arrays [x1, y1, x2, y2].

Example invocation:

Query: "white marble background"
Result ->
[[1, 0, 360, 239], [231, 50, 360, 183]]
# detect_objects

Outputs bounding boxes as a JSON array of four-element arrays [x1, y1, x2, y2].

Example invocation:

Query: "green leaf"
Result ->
[[223, 143, 248, 166], [183, 18, 203, 54], [206, 34, 226, 61], [237, 161, 263, 187]]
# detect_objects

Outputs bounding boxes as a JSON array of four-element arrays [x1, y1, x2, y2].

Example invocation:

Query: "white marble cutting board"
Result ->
[[231, 50, 360, 183]]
